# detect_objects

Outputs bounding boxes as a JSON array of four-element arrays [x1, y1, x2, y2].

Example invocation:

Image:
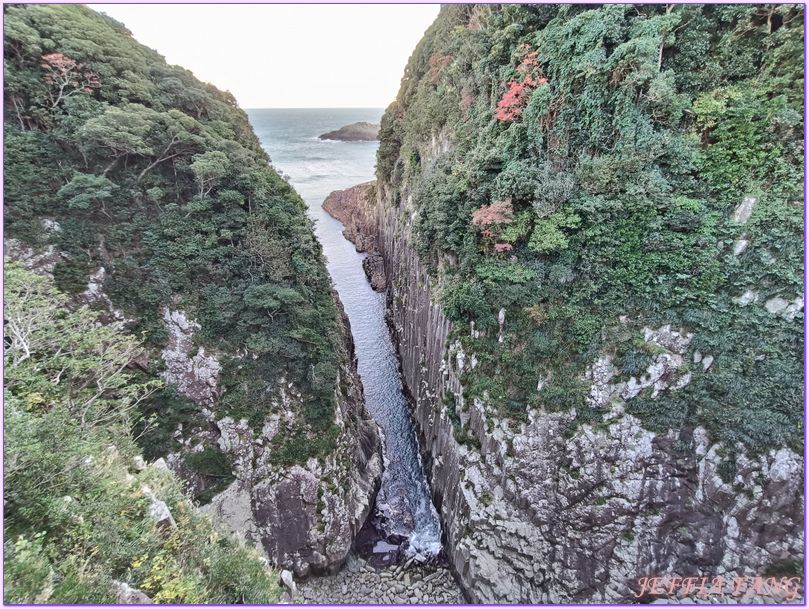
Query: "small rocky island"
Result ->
[[319, 121, 379, 142]]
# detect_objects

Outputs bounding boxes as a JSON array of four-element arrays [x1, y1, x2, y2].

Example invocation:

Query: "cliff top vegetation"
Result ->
[[378, 4, 804, 457]]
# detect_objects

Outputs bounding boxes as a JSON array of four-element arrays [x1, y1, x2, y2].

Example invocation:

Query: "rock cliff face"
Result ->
[[5, 234, 383, 579], [322, 182, 386, 291], [372, 182, 804, 603], [174, 297, 384, 578], [367, 3, 803, 603]]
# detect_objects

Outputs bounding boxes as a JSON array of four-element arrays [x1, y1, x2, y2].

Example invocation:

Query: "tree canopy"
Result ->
[[4, 2, 352, 599]]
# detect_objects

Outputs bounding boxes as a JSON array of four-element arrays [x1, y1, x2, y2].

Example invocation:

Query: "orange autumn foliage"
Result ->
[[494, 44, 547, 122]]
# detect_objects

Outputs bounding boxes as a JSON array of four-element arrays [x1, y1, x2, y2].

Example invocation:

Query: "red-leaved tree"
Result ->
[[41, 53, 100, 109], [428, 53, 453, 84], [472, 198, 514, 254], [494, 81, 533, 121], [494, 44, 547, 122]]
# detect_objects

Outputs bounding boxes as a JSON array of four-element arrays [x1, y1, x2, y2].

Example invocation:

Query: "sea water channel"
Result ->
[[246, 108, 442, 563]]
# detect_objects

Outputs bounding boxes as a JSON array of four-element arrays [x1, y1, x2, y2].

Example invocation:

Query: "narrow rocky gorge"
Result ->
[[5, 4, 803, 604], [322, 181, 386, 292]]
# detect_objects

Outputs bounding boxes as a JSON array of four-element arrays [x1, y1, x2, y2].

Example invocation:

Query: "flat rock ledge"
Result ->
[[296, 554, 464, 605], [322, 181, 385, 291]]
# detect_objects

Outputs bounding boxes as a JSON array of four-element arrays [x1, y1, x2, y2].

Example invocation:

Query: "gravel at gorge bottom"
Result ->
[[296, 554, 465, 605]]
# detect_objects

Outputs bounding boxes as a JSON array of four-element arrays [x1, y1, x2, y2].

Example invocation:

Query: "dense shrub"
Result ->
[[4, 264, 282, 603], [378, 4, 804, 454], [4, 4, 345, 468]]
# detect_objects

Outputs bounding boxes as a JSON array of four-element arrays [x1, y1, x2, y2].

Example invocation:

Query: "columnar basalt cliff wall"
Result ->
[[371, 4, 803, 603], [375, 181, 804, 604], [203, 300, 383, 577]]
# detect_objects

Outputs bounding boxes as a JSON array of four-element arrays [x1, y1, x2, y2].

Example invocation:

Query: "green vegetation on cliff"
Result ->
[[4, 4, 345, 470], [378, 4, 803, 454], [4, 263, 282, 603], [3, 4, 351, 599]]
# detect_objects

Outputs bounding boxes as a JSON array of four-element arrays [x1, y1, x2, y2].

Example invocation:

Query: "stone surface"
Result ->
[[201, 298, 384, 578], [362, 253, 387, 291], [111, 581, 154, 604], [782, 297, 804, 321], [4, 235, 62, 279], [322, 181, 385, 290], [157, 292, 383, 578], [732, 196, 756, 224], [765, 297, 790, 314], [280, 569, 297, 597], [159, 308, 222, 407], [765, 296, 804, 321], [733, 238, 749, 256], [297, 554, 464, 605], [142, 488, 177, 530], [584, 324, 693, 407], [733, 289, 759, 305], [374, 178, 805, 604]]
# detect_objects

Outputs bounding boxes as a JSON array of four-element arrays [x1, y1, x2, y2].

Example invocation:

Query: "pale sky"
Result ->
[[90, 4, 440, 108]]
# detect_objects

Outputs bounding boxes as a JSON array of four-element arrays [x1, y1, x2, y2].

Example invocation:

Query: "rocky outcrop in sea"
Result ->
[[322, 181, 386, 291], [319, 121, 380, 142]]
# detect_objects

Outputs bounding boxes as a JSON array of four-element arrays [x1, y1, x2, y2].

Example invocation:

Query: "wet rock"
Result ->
[[322, 182, 386, 291], [362, 254, 386, 291]]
